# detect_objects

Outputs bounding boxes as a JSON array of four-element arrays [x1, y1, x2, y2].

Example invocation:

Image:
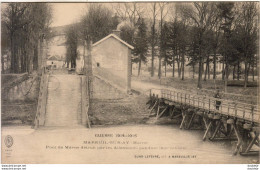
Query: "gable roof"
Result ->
[[48, 56, 58, 61], [93, 34, 134, 50]]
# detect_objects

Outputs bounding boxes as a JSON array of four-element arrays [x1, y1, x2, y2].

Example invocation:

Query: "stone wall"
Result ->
[[2, 75, 40, 102], [92, 76, 127, 100]]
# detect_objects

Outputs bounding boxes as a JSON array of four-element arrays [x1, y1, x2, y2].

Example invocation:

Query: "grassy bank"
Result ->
[[132, 75, 258, 104], [89, 94, 150, 126]]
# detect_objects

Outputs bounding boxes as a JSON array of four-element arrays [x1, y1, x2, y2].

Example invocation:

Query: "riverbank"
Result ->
[[132, 76, 258, 104]]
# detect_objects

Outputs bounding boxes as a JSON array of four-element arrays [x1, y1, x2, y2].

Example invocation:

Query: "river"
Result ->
[[1, 124, 258, 164]]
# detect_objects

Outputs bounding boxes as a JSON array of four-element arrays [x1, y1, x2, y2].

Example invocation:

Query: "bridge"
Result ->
[[148, 88, 259, 156], [34, 72, 91, 128], [33, 37, 91, 129]]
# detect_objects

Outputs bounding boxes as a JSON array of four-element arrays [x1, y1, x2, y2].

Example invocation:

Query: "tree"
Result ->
[[187, 26, 200, 79], [167, 19, 178, 78], [132, 18, 149, 76], [149, 3, 159, 77], [161, 22, 170, 77], [81, 4, 118, 43], [113, 3, 144, 28], [2, 3, 52, 73], [217, 2, 235, 92], [158, 2, 168, 79], [120, 23, 135, 45], [178, 2, 216, 88], [65, 24, 79, 69], [234, 2, 258, 88]]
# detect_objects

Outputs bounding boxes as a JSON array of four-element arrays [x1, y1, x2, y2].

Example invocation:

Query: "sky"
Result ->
[[50, 2, 175, 27], [50, 3, 87, 27], [1, 2, 175, 28]]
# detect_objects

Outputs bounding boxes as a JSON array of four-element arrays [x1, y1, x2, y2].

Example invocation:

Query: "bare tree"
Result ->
[[149, 3, 159, 77], [80, 4, 118, 43], [2, 3, 52, 73], [234, 2, 258, 88], [178, 2, 216, 88], [158, 2, 168, 79], [113, 3, 144, 28]]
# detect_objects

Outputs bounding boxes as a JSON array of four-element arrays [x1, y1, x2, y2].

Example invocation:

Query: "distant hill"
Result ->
[[49, 24, 71, 37], [49, 22, 82, 38]]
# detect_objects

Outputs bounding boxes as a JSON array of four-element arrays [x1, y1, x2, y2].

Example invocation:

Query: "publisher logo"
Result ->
[[4, 135, 13, 148]]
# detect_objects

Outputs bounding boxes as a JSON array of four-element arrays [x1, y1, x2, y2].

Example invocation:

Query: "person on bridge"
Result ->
[[214, 89, 221, 110]]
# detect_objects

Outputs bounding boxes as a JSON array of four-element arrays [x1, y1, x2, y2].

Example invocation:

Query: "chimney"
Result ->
[[112, 30, 121, 38]]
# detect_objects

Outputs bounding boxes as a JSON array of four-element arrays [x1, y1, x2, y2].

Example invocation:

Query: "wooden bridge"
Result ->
[[34, 36, 91, 129], [34, 72, 91, 128], [148, 88, 259, 156]]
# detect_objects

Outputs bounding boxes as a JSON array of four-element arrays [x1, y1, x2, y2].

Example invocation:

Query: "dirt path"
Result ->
[[131, 79, 257, 104]]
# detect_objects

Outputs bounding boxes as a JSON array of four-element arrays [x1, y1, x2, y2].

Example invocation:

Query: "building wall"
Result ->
[[46, 60, 64, 68], [92, 76, 127, 99], [92, 37, 130, 92], [47, 35, 66, 61]]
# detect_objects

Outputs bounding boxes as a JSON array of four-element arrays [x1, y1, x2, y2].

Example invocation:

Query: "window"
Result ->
[[97, 62, 100, 67]]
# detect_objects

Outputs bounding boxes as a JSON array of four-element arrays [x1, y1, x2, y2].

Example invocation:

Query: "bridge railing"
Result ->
[[151, 89, 259, 124], [81, 76, 91, 128], [34, 74, 49, 128]]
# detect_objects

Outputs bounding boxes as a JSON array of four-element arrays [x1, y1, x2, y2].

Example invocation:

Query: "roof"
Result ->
[[48, 56, 58, 61], [48, 55, 65, 61], [93, 34, 134, 50]]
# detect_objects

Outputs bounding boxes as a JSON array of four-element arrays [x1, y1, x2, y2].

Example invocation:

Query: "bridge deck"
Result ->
[[151, 89, 259, 124], [45, 75, 82, 126]]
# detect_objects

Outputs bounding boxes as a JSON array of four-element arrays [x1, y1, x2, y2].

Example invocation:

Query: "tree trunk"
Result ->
[[165, 57, 167, 77], [204, 56, 209, 81], [247, 62, 251, 82], [138, 58, 141, 76], [151, 45, 155, 77], [208, 61, 210, 80], [237, 61, 240, 80], [10, 34, 15, 73], [222, 62, 225, 80], [213, 49, 216, 79], [33, 44, 38, 71], [1, 56, 4, 74], [233, 65, 236, 80], [14, 43, 19, 73], [151, 20, 155, 77], [158, 57, 161, 79], [244, 61, 248, 88], [193, 64, 195, 79], [181, 53, 185, 80], [197, 57, 202, 89], [177, 55, 181, 78], [172, 55, 175, 77], [252, 64, 254, 81], [224, 56, 229, 93], [131, 61, 132, 76]]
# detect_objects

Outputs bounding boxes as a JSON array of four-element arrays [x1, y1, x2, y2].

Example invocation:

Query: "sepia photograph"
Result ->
[[1, 1, 259, 166]]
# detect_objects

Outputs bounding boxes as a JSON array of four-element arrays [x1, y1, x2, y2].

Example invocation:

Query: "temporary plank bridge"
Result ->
[[34, 72, 91, 128], [148, 88, 259, 156]]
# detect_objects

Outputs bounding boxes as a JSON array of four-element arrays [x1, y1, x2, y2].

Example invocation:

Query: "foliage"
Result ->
[[2, 3, 52, 73], [132, 18, 149, 63], [65, 24, 79, 68], [80, 4, 118, 43]]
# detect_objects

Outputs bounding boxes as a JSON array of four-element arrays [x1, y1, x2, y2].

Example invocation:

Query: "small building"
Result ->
[[47, 55, 65, 69], [91, 32, 133, 93]]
